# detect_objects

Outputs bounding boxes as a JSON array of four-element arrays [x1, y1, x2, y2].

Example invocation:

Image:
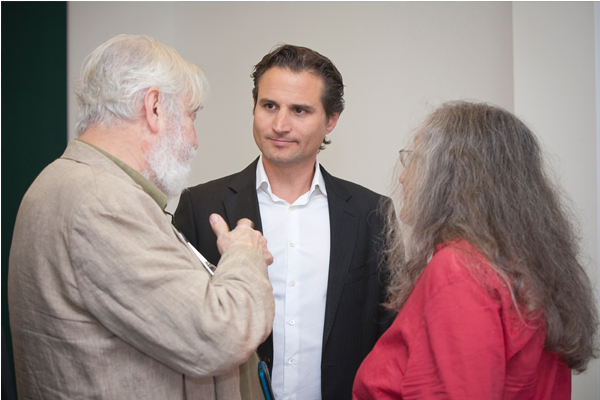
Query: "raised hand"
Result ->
[[209, 214, 274, 266]]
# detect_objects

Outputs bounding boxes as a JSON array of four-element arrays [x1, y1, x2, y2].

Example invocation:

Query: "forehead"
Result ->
[[257, 67, 324, 107]]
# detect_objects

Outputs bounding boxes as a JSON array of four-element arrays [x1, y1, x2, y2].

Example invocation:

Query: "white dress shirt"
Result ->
[[256, 156, 330, 400]]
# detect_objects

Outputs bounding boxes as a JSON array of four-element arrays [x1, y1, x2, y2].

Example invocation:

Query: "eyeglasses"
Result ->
[[399, 149, 413, 168]]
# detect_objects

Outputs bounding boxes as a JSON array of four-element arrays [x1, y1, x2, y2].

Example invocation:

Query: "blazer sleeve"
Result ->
[[70, 187, 274, 378]]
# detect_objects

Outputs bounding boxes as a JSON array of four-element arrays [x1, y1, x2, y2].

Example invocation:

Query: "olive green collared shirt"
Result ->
[[76, 139, 168, 210]]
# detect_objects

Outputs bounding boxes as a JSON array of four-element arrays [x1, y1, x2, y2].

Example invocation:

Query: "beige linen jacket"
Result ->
[[8, 140, 274, 399]]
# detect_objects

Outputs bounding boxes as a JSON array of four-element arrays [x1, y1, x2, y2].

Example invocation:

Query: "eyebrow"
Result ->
[[258, 98, 316, 112]]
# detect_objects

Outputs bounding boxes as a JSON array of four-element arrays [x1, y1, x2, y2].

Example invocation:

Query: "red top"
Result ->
[[353, 241, 571, 400]]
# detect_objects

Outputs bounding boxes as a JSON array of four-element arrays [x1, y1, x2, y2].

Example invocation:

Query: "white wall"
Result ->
[[513, 3, 599, 398], [68, 2, 514, 197], [68, 2, 599, 398]]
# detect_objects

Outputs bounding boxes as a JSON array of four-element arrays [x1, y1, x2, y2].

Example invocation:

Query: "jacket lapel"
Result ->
[[223, 158, 263, 233], [224, 158, 272, 368], [320, 166, 360, 348]]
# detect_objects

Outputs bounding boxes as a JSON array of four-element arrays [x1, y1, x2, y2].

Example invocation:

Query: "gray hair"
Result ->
[[74, 34, 208, 135], [383, 100, 598, 372]]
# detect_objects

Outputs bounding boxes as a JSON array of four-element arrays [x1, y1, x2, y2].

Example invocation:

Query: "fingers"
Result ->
[[264, 252, 274, 266], [210, 215, 260, 255], [236, 218, 254, 229], [209, 215, 272, 267], [259, 237, 274, 266], [209, 213, 230, 238]]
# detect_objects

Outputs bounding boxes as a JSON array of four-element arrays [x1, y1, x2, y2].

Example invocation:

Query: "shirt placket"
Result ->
[[282, 204, 301, 400]]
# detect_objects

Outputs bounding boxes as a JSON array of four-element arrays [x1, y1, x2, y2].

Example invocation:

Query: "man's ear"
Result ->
[[325, 113, 340, 135], [143, 87, 161, 133]]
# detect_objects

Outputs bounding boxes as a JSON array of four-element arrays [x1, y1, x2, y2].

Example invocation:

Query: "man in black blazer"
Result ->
[[174, 44, 393, 400]]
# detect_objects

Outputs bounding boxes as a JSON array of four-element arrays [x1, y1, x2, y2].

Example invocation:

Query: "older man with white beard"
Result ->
[[7, 35, 275, 400]]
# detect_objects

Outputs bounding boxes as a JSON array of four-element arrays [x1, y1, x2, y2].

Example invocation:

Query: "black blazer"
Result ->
[[174, 158, 394, 400]]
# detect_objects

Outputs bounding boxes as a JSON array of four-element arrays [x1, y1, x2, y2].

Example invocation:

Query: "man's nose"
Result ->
[[272, 110, 291, 133]]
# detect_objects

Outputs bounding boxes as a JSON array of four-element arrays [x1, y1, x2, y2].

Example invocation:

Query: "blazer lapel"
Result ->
[[223, 158, 274, 369], [223, 158, 263, 233], [320, 166, 360, 348]]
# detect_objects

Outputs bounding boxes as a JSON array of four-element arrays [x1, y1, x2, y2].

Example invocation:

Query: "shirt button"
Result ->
[[290, 280, 296, 287], [289, 319, 295, 326], [289, 206, 295, 212], [288, 358, 294, 364], [290, 241, 296, 247]]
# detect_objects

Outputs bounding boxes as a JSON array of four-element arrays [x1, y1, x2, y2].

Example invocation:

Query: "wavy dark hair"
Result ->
[[383, 101, 598, 372], [251, 44, 345, 150]]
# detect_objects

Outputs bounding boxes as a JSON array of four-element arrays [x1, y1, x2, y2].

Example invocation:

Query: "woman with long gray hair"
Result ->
[[353, 101, 598, 399]]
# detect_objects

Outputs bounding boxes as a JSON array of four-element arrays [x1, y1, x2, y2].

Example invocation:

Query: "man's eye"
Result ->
[[265, 104, 276, 110], [294, 108, 305, 114]]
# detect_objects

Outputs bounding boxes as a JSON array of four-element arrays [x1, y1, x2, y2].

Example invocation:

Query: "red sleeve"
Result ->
[[401, 267, 506, 399]]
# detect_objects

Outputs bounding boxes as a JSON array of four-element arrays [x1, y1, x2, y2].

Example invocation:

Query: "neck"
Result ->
[[78, 120, 154, 175], [262, 157, 317, 204]]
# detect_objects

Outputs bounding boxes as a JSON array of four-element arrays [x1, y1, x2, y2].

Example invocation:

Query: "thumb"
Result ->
[[209, 214, 230, 238]]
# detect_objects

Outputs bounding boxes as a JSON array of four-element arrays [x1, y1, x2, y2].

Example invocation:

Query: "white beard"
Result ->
[[143, 113, 196, 198]]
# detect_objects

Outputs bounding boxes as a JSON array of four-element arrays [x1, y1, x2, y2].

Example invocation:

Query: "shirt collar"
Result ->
[[76, 139, 168, 210], [255, 155, 327, 201]]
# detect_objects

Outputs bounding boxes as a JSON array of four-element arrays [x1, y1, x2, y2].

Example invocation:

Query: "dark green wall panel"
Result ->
[[2, 2, 67, 397]]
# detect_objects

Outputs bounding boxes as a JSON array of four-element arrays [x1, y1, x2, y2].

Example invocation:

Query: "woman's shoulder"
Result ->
[[423, 241, 508, 300], [428, 241, 490, 278]]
